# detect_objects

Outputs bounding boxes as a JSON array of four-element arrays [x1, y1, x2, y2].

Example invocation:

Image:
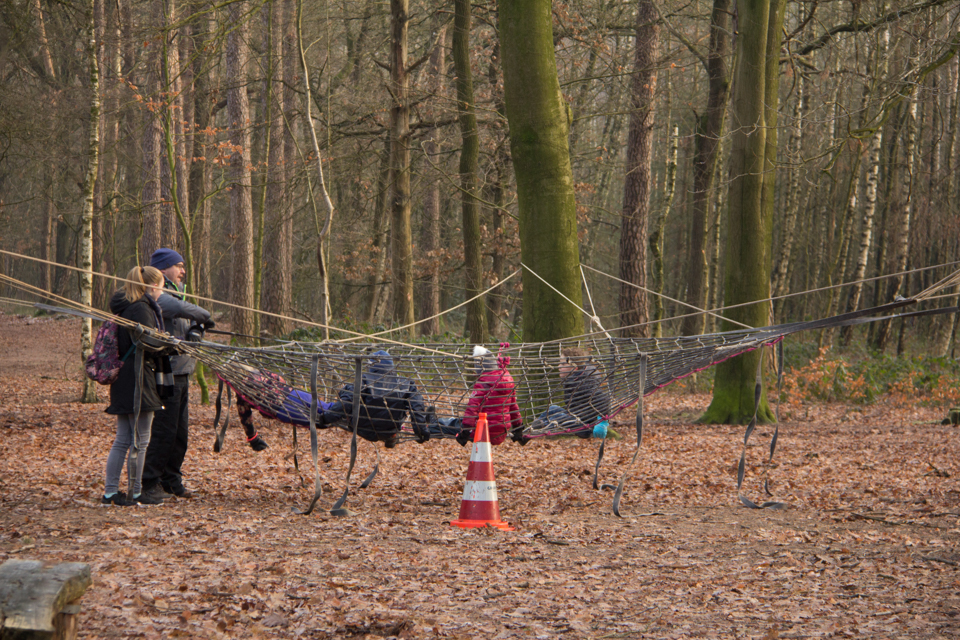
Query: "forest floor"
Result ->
[[1, 310, 959, 639]]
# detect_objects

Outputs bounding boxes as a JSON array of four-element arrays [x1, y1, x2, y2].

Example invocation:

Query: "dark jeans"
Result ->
[[142, 374, 190, 492]]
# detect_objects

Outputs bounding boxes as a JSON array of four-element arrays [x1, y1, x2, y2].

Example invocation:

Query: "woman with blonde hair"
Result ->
[[101, 265, 169, 506]]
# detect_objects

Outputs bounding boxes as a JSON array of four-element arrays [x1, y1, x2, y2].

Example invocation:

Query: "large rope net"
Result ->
[[2, 256, 958, 515]]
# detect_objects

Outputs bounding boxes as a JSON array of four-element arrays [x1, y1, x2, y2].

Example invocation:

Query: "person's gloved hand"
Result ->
[[203, 319, 216, 330], [455, 429, 472, 447], [511, 428, 530, 446], [185, 323, 204, 342]]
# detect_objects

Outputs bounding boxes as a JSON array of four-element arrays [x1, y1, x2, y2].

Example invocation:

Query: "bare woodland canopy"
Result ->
[[1, 0, 959, 358]]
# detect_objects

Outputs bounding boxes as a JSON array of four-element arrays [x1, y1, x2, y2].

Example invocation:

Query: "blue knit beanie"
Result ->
[[149, 248, 185, 271]]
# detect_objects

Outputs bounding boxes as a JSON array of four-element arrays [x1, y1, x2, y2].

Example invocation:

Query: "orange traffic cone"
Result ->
[[451, 413, 514, 531]]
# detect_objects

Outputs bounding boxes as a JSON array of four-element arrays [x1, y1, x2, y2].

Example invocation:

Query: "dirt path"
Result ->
[[1, 310, 958, 639]]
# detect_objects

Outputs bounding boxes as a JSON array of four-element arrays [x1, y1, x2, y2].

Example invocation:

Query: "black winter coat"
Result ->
[[323, 358, 428, 442], [106, 291, 165, 415], [563, 364, 611, 426]]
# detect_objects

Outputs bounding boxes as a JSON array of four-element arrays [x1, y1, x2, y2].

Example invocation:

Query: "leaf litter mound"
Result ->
[[1, 311, 958, 639]]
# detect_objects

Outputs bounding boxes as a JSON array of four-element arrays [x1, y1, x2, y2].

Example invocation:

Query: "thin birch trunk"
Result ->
[[80, 0, 101, 403], [873, 48, 921, 352]]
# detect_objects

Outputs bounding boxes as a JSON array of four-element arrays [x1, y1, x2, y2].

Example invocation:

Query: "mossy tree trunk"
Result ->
[[701, 0, 784, 425], [499, 0, 583, 342]]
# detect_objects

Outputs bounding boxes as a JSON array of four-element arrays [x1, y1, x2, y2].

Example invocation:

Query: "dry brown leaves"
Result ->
[[1, 312, 959, 639]]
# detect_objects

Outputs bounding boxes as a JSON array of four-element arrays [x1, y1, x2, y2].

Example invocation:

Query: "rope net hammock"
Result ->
[[2, 255, 958, 515]]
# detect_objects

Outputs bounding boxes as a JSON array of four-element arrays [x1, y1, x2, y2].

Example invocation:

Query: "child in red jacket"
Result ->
[[455, 345, 523, 446]]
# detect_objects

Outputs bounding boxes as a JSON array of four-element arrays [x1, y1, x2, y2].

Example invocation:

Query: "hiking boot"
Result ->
[[143, 485, 172, 501], [167, 485, 194, 499], [456, 430, 472, 447], [133, 492, 163, 505], [101, 492, 131, 506], [249, 435, 269, 451], [383, 433, 400, 449]]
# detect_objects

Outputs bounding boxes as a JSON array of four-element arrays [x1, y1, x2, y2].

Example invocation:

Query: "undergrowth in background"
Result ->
[[780, 345, 960, 407]]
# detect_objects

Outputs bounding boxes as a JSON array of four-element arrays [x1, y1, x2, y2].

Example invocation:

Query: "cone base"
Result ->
[[450, 518, 514, 531]]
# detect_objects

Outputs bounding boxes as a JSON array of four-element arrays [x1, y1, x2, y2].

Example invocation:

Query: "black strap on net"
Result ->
[[612, 354, 647, 517], [736, 345, 786, 510], [294, 354, 325, 515], [328, 357, 364, 516], [212, 380, 233, 454]]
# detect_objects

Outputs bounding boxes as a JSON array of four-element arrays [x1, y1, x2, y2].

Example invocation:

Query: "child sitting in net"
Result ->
[[529, 347, 611, 440], [220, 364, 335, 451], [428, 345, 523, 446]]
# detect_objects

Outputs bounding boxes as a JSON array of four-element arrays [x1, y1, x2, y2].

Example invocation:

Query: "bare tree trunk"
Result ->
[[262, 0, 291, 337], [297, 0, 336, 337], [188, 17, 213, 299], [682, 0, 732, 337], [80, 0, 101, 403], [874, 49, 921, 352], [842, 27, 889, 346], [140, 39, 163, 259], [618, 0, 659, 338], [772, 74, 804, 316], [935, 52, 960, 356], [417, 25, 447, 337], [649, 122, 678, 337], [32, 0, 57, 82], [227, 0, 255, 338], [160, 0, 187, 249], [366, 139, 391, 325], [453, 0, 486, 343], [389, 0, 414, 335]]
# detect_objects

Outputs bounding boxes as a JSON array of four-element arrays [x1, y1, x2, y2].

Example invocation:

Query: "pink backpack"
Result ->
[[85, 321, 135, 385]]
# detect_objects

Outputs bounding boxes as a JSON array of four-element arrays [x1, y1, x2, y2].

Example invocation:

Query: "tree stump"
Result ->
[[0, 560, 91, 640]]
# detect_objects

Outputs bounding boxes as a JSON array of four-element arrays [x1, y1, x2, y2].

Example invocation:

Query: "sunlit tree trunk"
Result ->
[[227, 0, 255, 337], [80, 0, 101, 403], [454, 0, 487, 343], [618, 0, 659, 338], [682, 0, 732, 337], [500, 0, 583, 342]]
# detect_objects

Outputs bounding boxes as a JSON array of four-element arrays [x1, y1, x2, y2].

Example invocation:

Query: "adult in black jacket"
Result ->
[[322, 350, 429, 447], [141, 248, 213, 501], [102, 266, 170, 506]]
